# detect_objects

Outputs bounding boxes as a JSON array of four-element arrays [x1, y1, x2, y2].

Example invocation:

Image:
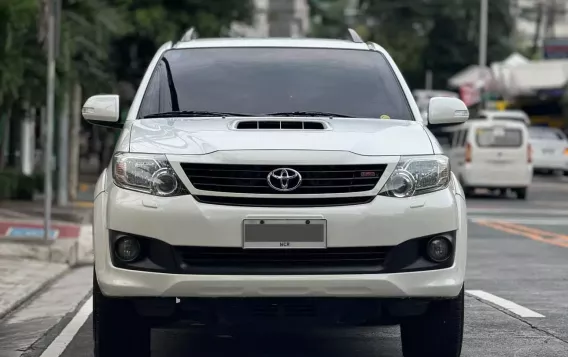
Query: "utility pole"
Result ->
[[57, 91, 69, 206], [478, 0, 488, 109], [425, 70, 433, 90], [44, 0, 56, 240], [57, 27, 69, 207]]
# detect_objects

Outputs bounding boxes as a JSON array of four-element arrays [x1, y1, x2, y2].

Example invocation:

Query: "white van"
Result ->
[[435, 120, 533, 199], [473, 109, 531, 125]]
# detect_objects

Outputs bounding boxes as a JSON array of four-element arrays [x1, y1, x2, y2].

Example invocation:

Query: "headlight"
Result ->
[[379, 155, 450, 198], [112, 153, 188, 196]]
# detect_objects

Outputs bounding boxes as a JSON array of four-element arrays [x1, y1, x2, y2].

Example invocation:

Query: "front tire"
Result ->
[[516, 187, 528, 200], [93, 272, 151, 357], [400, 287, 464, 357]]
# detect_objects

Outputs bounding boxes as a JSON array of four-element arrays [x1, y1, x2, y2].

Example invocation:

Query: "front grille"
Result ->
[[193, 195, 375, 207], [174, 246, 392, 275], [180, 163, 387, 194]]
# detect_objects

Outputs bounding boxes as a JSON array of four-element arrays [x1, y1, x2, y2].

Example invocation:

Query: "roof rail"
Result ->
[[347, 28, 363, 43], [180, 27, 198, 42]]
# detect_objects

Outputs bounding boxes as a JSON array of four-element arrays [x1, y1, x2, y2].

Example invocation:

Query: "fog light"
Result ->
[[427, 237, 451, 263], [115, 236, 141, 262]]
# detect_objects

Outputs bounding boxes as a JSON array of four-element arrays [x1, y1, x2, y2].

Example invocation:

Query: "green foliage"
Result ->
[[108, 0, 254, 93], [0, 0, 254, 110], [0, 169, 47, 200], [355, 0, 515, 89], [0, 0, 39, 107]]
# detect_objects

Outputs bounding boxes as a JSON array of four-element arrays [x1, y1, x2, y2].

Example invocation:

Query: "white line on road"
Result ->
[[469, 216, 568, 225], [39, 296, 93, 357], [466, 290, 545, 318], [467, 208, 568, 215]]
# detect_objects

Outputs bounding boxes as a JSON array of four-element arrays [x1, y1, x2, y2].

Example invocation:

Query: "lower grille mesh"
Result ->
[[174, 246, 392, 275]]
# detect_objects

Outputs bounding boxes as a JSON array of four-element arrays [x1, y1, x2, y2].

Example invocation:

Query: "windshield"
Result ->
[[476, 127, 523, 148], [137, 47, 413, 120], [529, 127, 567, 140], [491, 116, 528, 123]]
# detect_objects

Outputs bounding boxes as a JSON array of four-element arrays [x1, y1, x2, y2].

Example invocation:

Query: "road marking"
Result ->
[[475, 220, 568, 248], [466, 290, 545, 318], [470, 216, 568, 226], [530, 181, 568, 191], [532, 200, 568, 208], [73, 201, 94, 208], [497, 221, 568, 241], [468, 208, 568, 215], [39, 296, 93, 357]]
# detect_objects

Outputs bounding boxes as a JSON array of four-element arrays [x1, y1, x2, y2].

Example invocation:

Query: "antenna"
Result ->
[[347, 28, 363, 43], [180, 27, 198, 42]]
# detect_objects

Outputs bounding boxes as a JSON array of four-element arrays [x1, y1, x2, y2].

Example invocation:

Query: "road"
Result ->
[[2, 175, 568, 357]]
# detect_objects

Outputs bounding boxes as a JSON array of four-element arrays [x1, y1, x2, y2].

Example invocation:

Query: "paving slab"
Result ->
[[0, 258, 68, 320]]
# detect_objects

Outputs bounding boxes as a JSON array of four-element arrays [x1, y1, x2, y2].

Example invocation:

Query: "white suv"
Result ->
[[84, 28, 469, 357]]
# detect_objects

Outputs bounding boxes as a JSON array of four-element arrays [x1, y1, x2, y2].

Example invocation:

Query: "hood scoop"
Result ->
[[232, 119, 331, 130]]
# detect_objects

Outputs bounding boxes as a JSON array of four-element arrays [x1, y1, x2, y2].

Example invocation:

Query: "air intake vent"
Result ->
[[233, 120, 329, 130]]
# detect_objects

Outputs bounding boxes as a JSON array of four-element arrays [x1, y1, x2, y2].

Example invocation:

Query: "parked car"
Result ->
[[528, 126, 568, 175]]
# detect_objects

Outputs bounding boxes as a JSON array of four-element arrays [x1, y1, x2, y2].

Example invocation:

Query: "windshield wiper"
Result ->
[[142, 110, 254, 119], [264, 111, 354, 118]]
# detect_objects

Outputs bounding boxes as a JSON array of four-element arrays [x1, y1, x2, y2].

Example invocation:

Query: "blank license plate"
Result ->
[[242, 219, 327, 249]]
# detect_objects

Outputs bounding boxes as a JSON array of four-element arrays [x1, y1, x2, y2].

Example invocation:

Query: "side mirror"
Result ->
[[82, 94, 123, 129], [427, 97, 469, 125]]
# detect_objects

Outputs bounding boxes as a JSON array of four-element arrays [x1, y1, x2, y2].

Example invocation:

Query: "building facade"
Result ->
[[230, 0, 310, 38], [513, 0, 568, 48]]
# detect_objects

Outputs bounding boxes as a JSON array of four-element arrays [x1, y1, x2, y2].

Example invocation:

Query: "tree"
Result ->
[[357, 0, 431, 87], [308, 0, 351, 39], [0, 0, 40, 108], [357, 0, 514, 89], [108, 0, 254, 99]]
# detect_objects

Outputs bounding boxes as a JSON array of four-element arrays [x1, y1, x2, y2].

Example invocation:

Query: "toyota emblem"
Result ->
[[267, 168, 302, 192]]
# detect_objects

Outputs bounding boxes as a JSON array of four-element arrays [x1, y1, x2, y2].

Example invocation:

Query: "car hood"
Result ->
[[128, 117, 434, 156]]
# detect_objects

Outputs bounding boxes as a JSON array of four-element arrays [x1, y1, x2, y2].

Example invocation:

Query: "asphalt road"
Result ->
[[3, 175, 568, 357]]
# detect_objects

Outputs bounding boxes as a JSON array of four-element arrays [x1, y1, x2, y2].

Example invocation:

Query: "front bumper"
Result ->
[[461, 163, 533, 188], [94, 184, 467, 298], [532, 156, 568, 171]]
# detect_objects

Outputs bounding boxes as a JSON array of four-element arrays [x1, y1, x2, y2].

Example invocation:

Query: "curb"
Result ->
[[0, 264, 69, 321]]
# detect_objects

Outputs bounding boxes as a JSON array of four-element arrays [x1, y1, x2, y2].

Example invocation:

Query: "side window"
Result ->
[[469, 114, 486, 121]]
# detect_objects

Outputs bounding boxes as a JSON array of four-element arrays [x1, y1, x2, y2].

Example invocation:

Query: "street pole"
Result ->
[[44, 0, 56, 240], [57, 91, 69, 206], [425, 70, 433, 90], [478, 0, 488, 109]]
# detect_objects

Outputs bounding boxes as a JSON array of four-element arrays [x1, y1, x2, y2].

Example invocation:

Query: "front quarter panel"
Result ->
[[451, 172, 465, 198], [94, 168, 108, 198]]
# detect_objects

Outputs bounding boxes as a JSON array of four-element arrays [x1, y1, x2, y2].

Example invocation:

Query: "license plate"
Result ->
[[242, 219, 327, 249], [486, 159, 511, 164], [542, 149, 555, 154]]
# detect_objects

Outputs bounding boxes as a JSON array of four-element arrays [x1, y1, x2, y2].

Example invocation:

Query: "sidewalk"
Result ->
[[0, 258, 68, 320], [0, 183, 96, 321], [0, 205, 94, 321]]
